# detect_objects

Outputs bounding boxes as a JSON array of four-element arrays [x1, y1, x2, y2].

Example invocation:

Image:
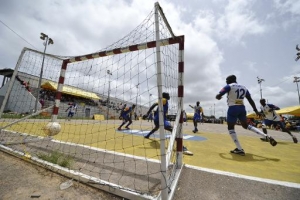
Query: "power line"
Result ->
[[269, 71, 300, 87], [0, 19, 37, 50]]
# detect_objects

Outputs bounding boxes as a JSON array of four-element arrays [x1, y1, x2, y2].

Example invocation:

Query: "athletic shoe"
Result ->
[[192, 129, 198, 133], [230, 148, 245, 156], [260, 136, 269, 142], [183, 146, 193, 155], [125, 127, 130, 130], [268, 136, 277, 146], [144, 135, 150, 139], [292, 136, 298, 143], [117, 127, 122, 131]]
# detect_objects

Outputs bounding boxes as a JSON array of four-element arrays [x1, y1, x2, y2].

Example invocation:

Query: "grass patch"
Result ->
[[37, 151, 74, 169]]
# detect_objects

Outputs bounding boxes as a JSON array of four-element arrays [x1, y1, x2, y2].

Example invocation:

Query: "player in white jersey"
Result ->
[[216, 75, 277, 156], [259, 99, 298, 143], [65, 102, 77, 121], [189, 101, 204, 133]]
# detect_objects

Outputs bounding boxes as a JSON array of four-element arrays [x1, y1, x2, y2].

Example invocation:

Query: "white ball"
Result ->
[[43, 122, 61, 136]]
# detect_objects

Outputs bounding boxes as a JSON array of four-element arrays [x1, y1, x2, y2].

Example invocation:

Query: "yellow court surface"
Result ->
[[2, 120, 299, 185], [182, 130, 300, 184]]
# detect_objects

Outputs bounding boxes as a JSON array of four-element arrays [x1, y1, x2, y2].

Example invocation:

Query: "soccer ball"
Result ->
[[43, 122, 61, 136]]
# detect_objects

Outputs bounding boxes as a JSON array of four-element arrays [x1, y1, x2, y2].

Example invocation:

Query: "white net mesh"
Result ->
[[0, 3, 183, 199]]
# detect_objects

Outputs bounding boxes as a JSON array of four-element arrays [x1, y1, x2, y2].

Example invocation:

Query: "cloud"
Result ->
[[216, 0, 266, 43], [273, 0, 300, 15], [0, 0, 299, 117]]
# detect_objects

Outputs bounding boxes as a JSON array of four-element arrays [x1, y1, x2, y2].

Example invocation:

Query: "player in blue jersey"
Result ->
[[117, 104, 136, 130], [259, 99, 298, 143], [189, 101, 204, 133], [143, 92, 193, 155], [216, 75, 277, 156]]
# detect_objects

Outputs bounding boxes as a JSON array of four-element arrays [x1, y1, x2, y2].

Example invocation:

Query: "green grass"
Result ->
[[37, 151, 74, 169]]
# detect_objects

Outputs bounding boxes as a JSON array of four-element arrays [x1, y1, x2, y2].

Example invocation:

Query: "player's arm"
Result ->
[[245, 93, 260, 116], [143, 103, 158, 119], [189, 105, 194, 109], [216, 85, 230, 100], [268, 104, 280, 112]]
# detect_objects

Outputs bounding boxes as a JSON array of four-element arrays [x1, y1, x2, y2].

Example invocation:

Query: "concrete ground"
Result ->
[[1, 123, 300, 200]]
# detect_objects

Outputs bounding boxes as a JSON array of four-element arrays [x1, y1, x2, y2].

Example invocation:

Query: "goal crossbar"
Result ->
[[67, 36, 183, 63]]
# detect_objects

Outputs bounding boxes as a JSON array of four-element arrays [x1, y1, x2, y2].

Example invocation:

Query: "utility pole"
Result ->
[[106, 70, 112, 120], [34, 33, 54, 113], [293, 77, 300, 105], [257, 76, 265, 99]]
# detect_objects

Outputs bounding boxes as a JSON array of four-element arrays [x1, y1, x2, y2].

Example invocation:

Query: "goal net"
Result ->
[[0, 2, 184, 200]]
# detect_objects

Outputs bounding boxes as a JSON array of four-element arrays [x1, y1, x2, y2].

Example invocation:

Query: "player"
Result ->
[[65, 102, 77, 121], [182, 110, 187, 125], [189, 101, 204, 133], [143, 92, 193, 155], [117, 104, 136, 130], [216, 75, 277, 156], [259, 99, 298, 143], [147, 112, 153, 122]]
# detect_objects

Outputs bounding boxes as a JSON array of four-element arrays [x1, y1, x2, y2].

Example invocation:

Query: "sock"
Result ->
[[262, 128, 267, 134], [229, 130, 242, 150], [247, 125, 267, 137]]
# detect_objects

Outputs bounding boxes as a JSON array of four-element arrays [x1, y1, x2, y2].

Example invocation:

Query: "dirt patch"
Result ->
[[0, 151, 122, 200]]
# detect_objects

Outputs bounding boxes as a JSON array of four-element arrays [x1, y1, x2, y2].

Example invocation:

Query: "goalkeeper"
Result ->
[[143, 92, 193, 155]]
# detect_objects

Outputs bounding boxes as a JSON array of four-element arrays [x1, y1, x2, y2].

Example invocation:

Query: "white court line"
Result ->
[[185, 164, 300, 189], [51, 138, 300, 189]]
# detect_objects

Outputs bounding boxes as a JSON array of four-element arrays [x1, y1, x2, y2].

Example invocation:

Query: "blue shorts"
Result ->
[[263, 119, 285, 129], [154, 119, 172, 129], [227, 105, 246, 123], [193, 113, 201, 121], [68, 112, 75, 117], [121, 114, 131, 121]]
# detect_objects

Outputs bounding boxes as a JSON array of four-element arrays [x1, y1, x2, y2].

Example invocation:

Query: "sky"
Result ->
[[0, 0, 300, 117]]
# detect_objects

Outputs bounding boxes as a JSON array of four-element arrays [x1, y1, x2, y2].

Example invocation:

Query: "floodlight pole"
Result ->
[[294, 77, 300, 105], [213, 103, 215, 117], [34, 33, 53, 112], [106, 70, 112, 120], [296, 44, 300, 61], [149, 93, 152, 108], [257, 76, 265, 99]]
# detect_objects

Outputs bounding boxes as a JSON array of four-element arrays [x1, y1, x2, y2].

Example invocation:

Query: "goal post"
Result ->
[[0, 2, 185, 200]]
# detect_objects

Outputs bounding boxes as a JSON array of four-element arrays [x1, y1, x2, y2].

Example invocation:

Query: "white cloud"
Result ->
[[216, 0, 266, 42], [0, 0, 299, 117]]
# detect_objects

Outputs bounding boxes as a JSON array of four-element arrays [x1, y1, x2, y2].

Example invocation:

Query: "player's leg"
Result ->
[[125, 117, 132, 129], [278, 121, 298, 143], [192, 114, 198, 133], [226, 106, 245, 155], [118, 116, 127, 130], [144, 120, 159, 138], [260, 120, 270, 141], [67, 112, 72, 120], [241, 114, 277, 146]]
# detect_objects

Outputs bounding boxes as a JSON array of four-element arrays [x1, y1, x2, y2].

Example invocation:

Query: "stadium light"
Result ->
[[135, 84, 139, 115], [296, 45, 300, 61], [34, 33, 54, 112], [106, 70, 112, 120], [149, 93, 152, 108], [257, 76, 265, 99], [293, 77, 300, 105]]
